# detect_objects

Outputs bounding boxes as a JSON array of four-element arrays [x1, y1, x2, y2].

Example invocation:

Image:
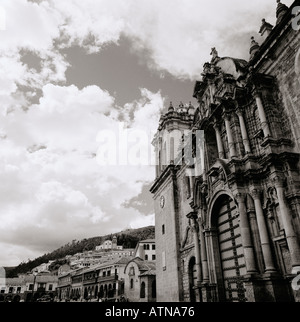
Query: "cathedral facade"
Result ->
[[150, 0, 300, 302]]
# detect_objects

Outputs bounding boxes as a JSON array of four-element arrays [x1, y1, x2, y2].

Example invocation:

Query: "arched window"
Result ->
[[99, 285, 104, 298], [185, 176, 191, 199], [140, 282, 146, 299], [188, 257, 197, 302], [163, 142, 167, 169], [170, 137, 175, 163], [205, 125, 219, 169]]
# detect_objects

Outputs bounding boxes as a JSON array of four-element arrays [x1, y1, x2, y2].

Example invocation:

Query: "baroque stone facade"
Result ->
[[151, 0, 300, 302]]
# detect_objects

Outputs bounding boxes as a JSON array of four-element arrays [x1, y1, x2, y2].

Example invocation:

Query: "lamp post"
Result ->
[[31, 270, 38, 302]]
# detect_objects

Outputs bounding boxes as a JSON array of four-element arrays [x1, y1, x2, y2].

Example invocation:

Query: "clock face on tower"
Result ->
[[160, 195, 165, 209]]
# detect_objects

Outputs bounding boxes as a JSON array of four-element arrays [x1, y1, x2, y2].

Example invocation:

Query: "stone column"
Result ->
[[236, 109, 252, 154], [273, 176, 300, 269], [246, 194, 265, 273], [199, 221, 209, 283], [235, 193, 257, 273], [213, 122, 225, 159], [251, 189, 277, 272], [254, 92, 271, 138], [223, 112, 237, 158], [116, 280, 119, 297], [203, 228, 219, 302], [187, 212, 202, 301]]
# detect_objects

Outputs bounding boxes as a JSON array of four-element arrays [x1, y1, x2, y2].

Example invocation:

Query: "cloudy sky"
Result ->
[[0, 0, 294, 267]]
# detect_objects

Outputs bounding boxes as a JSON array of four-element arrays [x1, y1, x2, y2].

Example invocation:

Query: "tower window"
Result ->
[[162, 251, 166, 271], [162, 225, 165, 235]]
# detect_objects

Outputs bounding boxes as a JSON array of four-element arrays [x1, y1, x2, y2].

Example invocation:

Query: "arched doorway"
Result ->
[[188, 257, 197, 302], [99, 285, 104, 298], [212, 194, 247, 302], [151, 280, 156, 299], [84, 288, 88, 300], [205, 125, 219, 168], [108, 284, 113, 298], [113, 283, 116, 297]]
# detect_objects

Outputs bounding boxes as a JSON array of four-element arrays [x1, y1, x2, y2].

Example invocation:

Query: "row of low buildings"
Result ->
[[0, 271, 58, 302], [57, 239, 156, 302], [0, 239, 156, 302]]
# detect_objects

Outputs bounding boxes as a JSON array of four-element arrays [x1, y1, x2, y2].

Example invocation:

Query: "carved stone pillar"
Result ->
[[251, 189, 277, 272], [273, 176, 300, 269], [198, 221, 209, 283], [254, 92, 271, 138], [236, 109, 252, 154], [223, 112, 237, 158], [235, 193, 257, 273], [213, 122, 225, 159], [246, 194, 265, 273], [187, 212, 202, 302]]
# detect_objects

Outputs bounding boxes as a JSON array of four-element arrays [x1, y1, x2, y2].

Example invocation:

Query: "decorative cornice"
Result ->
[[150, 164, 178, 194]]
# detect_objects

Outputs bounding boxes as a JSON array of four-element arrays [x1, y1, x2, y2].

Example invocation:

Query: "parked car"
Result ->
[[36, 295, 53, 302]]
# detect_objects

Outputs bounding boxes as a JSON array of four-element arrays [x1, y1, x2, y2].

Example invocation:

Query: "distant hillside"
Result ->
[[7, 226, 155, 278]]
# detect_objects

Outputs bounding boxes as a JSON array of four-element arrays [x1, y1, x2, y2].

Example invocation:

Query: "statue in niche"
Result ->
[[270, 187, 278, 203], [199, 101, 208, 119], [265, 187, 283, 236]]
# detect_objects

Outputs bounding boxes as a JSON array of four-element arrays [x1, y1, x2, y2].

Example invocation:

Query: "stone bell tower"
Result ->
[[150, 101, 195, 302]]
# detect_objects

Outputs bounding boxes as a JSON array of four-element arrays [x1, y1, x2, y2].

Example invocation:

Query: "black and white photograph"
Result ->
[[0, 0, 300, 308]]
